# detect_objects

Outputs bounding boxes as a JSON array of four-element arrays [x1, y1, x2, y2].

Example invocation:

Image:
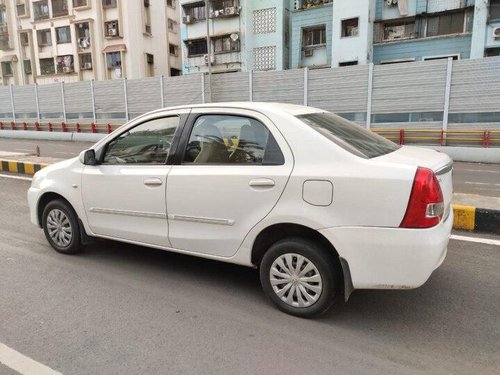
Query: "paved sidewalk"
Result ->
[[1, 152, 499, 235]]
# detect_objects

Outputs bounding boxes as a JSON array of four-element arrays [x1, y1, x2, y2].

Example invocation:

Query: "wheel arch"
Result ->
[[37, 192, 74, 227], [251, 222, 353, 299]]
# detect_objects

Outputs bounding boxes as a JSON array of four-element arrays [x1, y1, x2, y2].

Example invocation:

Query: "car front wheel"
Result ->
[[42, 199, 83, 254], [259, 238, 338, 318]]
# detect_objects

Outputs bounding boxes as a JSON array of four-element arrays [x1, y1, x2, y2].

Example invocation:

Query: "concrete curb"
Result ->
[[1, 158, 499, 235], [453, 205, 500, 235], [0, 159, 48, 175]]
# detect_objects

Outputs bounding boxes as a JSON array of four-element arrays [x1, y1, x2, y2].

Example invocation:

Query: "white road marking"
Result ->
[[14, 148, 34, 152], [0, 173, 32, 181], [0, 342, 62, 375], [450, 235, 500, 246], [464, 182, 500, 187], [461, 169, 499, 174]]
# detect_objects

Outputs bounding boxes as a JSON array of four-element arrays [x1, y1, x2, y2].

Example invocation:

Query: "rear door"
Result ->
[[166, 108, 294, 257]]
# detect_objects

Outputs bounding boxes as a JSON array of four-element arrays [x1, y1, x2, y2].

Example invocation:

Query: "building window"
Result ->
[[33, 1, 50, 21], [211, 0, 238, 13], [253, 45, 276, 71], [303, 26, 326, 47], [76, 22, 90, 48], [167, 0, 176, 9], [186, 39, 207, 57], [79, 53, 93, 70], [73, 0, 88, 7], [16, 2, 27, 17], [169, 43, 178, 56], [253, 7, 277, 34], [40, 58, 55, 75], [52, 0, 69, 17], [103, 0, 117, 8], [170, 68, 181, 76], [491, 0, 500, 19], [427, 11, 465, 37], [168, 19, 177, 33], [106, 51, 121, 69], [20, 32, 30, 46], [56, 55, 74, 73], [485, 47, 500, 57], [56, 26, 71, 44], [183, 2, 206, 21], [105, 21, 119, 37], [341, 18, 359, 37], [1, 62, 13, 76], [423, 55, 459, 61], [37, 29, 52, 46], [23, 59, 32, 75], [339, 61, 358, 67], [382, 20, 416, 41], [146, 53, 154, 76], [213, 35, 240, 53]]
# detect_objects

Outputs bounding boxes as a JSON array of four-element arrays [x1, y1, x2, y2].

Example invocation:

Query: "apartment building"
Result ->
[[0, 0, 182, 86], [180, 0, 289, 73]]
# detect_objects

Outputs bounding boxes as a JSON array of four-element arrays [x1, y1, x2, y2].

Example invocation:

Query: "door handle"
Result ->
[[144, 178, 163, 187], [249, 178, 275, 188]]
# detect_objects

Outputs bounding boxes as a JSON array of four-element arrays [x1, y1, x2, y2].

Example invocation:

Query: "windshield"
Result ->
[[297, 112, 400, 159]]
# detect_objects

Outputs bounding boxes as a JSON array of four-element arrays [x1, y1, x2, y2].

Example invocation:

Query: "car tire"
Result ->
[[42, 199, 83, 255], [259, 238, 338, 318]]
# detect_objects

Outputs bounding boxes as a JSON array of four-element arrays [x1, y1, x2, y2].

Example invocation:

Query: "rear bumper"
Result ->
[[318, 209, 453, 290]]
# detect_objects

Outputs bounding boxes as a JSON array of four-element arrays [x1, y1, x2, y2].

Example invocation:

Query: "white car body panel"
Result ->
[[27, 102, 453, 291]]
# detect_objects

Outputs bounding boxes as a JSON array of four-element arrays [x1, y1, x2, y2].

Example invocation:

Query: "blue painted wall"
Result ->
[[289, 4, 333, 69], [373, 34, 472, 63]]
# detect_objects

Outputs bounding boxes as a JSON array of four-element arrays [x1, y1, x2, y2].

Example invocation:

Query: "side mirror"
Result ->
[[80, 149, 97, 165]]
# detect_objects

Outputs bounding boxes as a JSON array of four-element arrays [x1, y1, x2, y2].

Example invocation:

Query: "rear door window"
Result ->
[[298, 112, 400, 159]]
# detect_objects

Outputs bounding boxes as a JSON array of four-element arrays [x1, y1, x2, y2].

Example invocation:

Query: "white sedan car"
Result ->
[[28, 103, 453, 317]]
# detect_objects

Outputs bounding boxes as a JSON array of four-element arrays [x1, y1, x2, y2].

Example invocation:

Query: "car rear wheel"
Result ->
[[42, 199, 83, 254], [259, 238, 338, 318]]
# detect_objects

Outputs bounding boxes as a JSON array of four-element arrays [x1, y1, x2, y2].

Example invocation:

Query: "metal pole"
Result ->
[[90, 79, 96, 123], [201, 73, 205, 104], [205, 0, 212, 102], [249, 70, 253, 101], [9, 84, 16, 123], [366, 63, 374, 129], [61, 81, 67, 123], [34, 83, 41, 122], [123, 78, 129, 121], [303, 67, 308, 106], [442, 57, 453, 132], [160, 74, 165, 108]]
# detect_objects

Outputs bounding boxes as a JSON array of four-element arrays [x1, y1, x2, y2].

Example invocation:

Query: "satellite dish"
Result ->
[[230, 33, 239, 41]]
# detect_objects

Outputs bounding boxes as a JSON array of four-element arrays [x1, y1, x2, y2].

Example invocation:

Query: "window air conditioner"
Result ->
[[183, 15, 192, 24], [225, 7, 235, 16], [83, 62, 92, 69], [108, 28, 117, 36], [493, 27, 500, 39], [203, 54, 214, 65], [62, 66, 73, 73]]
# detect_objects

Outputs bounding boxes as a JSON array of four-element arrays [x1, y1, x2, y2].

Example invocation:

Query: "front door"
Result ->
[[166, 109, 293, 257], [81, 115, 182, 247]]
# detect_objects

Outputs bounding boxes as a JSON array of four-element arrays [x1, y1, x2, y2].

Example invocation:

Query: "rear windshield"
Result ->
[[297, 112, 400, 159]]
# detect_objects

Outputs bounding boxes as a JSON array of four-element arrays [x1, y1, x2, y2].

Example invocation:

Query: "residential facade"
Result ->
[[180, 0, 500, 72], [0, 0, 182, 86]]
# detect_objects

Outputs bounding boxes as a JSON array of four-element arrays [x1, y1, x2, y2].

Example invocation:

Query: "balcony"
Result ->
[[187, 51, 241, 67]]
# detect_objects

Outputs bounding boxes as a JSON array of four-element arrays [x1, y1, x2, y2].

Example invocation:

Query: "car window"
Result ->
[[103, 116, 179, 164], [183, 115, 283, 165], [297, 112, 400, 159]]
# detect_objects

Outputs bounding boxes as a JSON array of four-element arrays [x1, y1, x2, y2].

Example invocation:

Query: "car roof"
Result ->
[[153, 102, 326, 117]]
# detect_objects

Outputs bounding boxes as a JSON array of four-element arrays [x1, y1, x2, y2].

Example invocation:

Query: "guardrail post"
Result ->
[[123, 78, 129, 121], [399, 129, 405, 145], [201, 74, 205, 104], [0, 122, 3, 130], [76, 123, 81, 133], [23, 122, 28, 130], [160, 75, 165, 108], [11, 121, 16, 130], [483, 130, 490, 148], [440, 129, 445, 146], [35, 122, 40, 131], [34, 83, 41, 122], [303, 67, 308, 106], [107, 123, 112, 134], [62, 122, 68, 132], [48, 122, 53, 132], [442, 57, 453, 145], [90, 80, 97, 124], [249, 70, 253, 102], [91, 123, 97, 133]]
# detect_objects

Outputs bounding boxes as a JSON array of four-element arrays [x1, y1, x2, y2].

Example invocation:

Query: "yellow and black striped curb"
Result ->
[[453, 205, 500, 235], [0, 159, 48, 175]]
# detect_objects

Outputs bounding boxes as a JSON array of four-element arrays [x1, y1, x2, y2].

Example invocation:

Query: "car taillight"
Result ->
[[400, 167, 444, 228]]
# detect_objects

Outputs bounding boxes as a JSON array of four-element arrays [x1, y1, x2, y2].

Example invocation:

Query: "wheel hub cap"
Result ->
[[46, 209, 72, 247], [269, 253, 323, 308]]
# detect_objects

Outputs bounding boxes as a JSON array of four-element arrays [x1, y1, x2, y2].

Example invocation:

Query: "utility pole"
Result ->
[[205, 0, 212, 102]]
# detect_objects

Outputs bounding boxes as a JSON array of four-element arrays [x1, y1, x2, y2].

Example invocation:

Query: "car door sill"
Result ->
[[168, 214, 235, 226], [89, 207, 167, 219]]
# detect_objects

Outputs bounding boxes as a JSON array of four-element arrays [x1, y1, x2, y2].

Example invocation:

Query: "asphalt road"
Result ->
[[1, 137, 499, 197], [0, 177, 499, 374]]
